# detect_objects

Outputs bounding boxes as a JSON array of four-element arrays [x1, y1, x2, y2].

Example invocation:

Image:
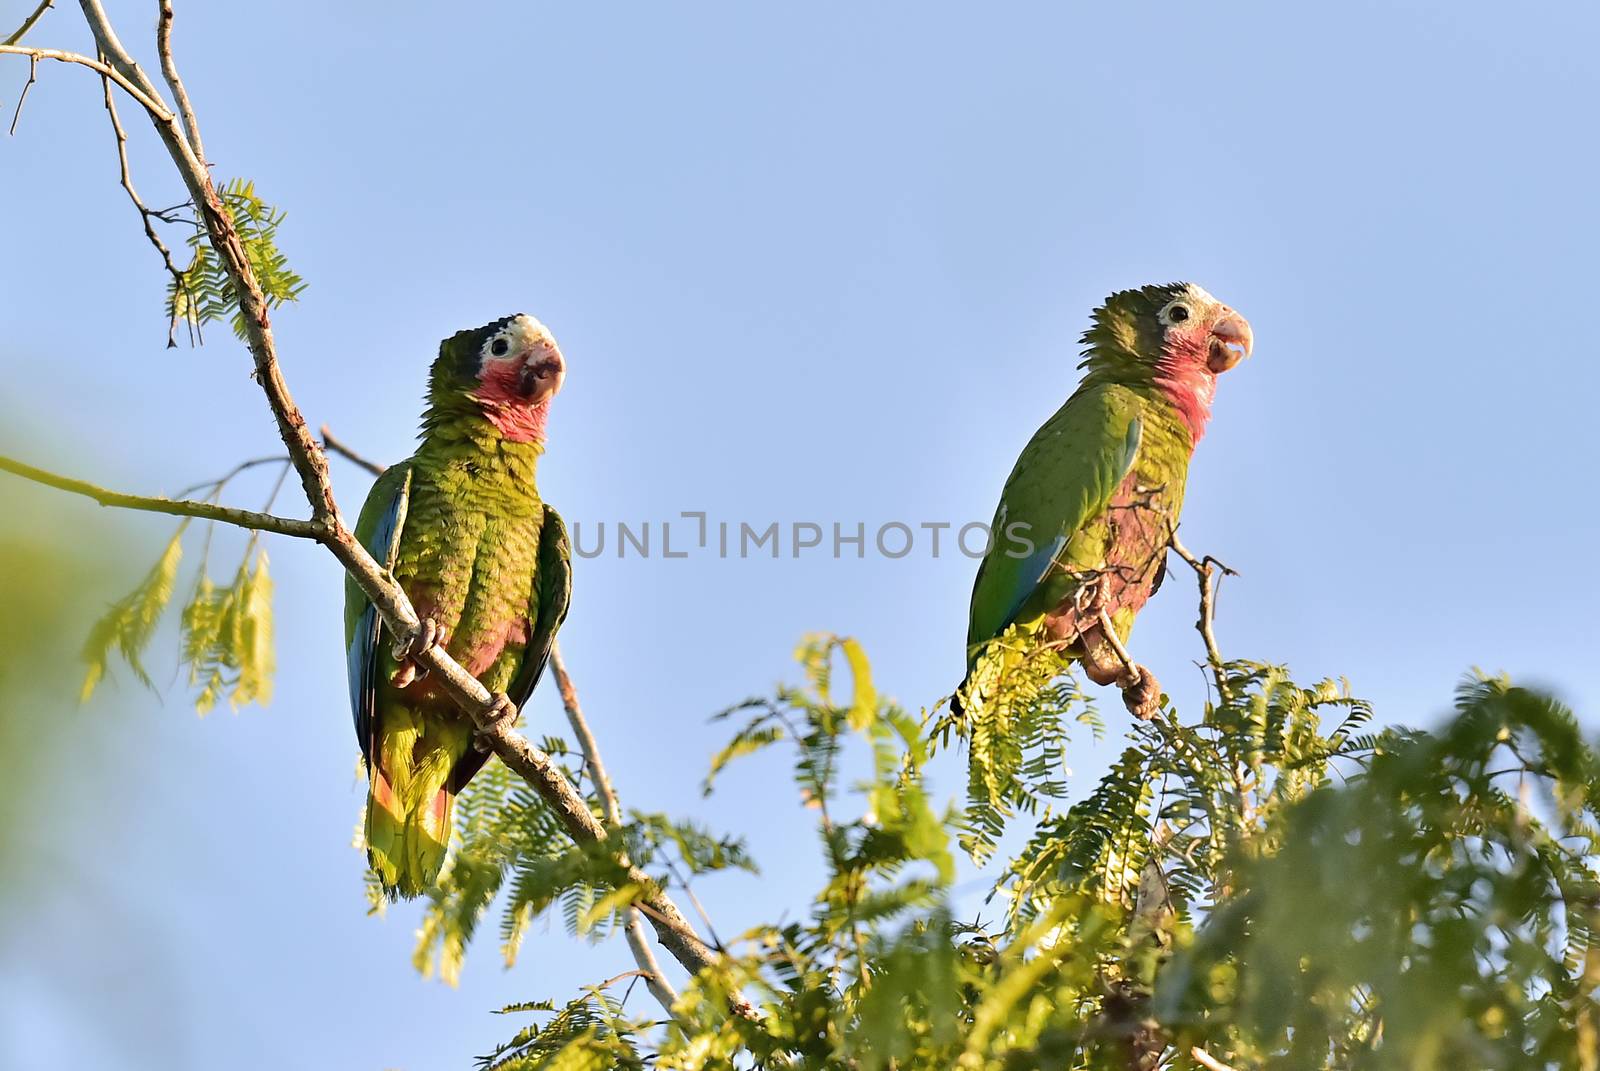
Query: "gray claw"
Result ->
[[390, 617, 446, 686], [472, 692, 518, 752]]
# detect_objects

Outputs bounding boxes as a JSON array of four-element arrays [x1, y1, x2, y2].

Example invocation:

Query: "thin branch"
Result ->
[[0, 453, 324, 540], [596, 968, 649, 991], [155, 0, 203, 164], [0, 44, 172, 118], [98, 65, 194, 347], [174, 454, 290, 499], [664, 859, 726, 953], [320, 424, 386, 477], [8, 52, 34, 133], [2, 0, 52, 46], [1095, 608, 1142, 686], [552, 643, 681, 1013], [1168, 533, 1235, 703]]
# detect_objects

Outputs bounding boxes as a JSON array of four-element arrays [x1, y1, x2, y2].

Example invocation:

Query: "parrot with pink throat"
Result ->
[[956, 283, 1253, 720], [345, 313, 571, 898]]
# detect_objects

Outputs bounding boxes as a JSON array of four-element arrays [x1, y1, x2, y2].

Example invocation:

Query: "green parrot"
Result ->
[[956, 283, 1252, 719], [345, 313, 572, 898]]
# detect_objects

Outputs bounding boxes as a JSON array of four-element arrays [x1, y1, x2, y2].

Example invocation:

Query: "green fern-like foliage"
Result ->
[[479, 991, 648, 1071], [180, 548, 274, 713], [413, 735, 758, 987], [80, 524, 185, 699], [1159, 676, 1600, 1069], [80, 518, 277, 716], [468, 637, 1600, 1071], [167, 179, 306, 341], [929, 631, 1101, 865]]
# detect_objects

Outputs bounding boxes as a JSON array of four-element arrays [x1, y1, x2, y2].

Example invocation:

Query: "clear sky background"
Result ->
[[3, 1, 1599, 1068]]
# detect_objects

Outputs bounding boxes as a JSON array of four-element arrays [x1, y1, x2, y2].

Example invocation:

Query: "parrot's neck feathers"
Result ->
[[416, 398, 546, 483], [1079, 309, 1215, 447], [479, 399, 551, 444], [1151, 358, 1215, 444]]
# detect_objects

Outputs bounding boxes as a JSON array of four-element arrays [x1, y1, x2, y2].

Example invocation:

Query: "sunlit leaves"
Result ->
[[167, 179, 306, 342], [1158, 677, 1600, 1070], [80, 525, 184, 699], [79, 519, 277, 715], [478, 991, 648, 1071], [931, 630, 1095, 865], [181, 549, 274, 714], [481, 637, 1600, 1071]]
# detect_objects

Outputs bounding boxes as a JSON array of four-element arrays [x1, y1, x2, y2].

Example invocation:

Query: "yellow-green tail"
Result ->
[[365, 710, 465, 899]]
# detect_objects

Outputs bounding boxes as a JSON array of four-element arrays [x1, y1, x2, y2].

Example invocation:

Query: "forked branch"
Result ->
[[1168, 532, 1236, 703]]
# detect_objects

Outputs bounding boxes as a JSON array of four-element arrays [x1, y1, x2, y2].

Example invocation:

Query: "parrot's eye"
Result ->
[[490, 338, 511, 357], [1162, 303, 1191, 325]]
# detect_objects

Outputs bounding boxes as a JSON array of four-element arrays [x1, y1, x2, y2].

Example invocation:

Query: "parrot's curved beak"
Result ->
[[516, 344, 566, 405], [1206, 310, 1253, 374]]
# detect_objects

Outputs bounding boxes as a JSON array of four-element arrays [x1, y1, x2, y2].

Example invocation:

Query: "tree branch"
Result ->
[[155, 0, 203, 165], [552, 644, 681, 1013], [98, 64, 194, 346], [320, 424, 385, 478], [2, 0, 52, 46], [68, 0, 734, 995], [0, 44, 172, 118], [0, 453, 325, 539], [8, 50, 35, 133], [1168, 533, 1235, 703]]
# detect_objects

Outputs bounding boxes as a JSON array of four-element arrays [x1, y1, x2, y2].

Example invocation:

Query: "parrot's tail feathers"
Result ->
[[409, 785, 455, 893], [364, 767, 455, 900], [365, 765, 408, 898]]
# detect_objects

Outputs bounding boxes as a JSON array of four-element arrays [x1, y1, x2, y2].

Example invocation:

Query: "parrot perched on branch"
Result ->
[[956, 283, 1252, 720], [344, 313, 572, 898]]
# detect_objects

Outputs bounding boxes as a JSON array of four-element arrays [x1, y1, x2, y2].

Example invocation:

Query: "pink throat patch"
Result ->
[[1153, 334, 1218, 445], [480, 400, 550, 443], [472, 363, 550, 443]]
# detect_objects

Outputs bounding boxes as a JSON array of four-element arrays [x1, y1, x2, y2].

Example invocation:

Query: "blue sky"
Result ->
[[3, 1, 1599, 1068]]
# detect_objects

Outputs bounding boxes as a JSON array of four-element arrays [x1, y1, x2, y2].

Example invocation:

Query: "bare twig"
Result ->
[[174, 453, 290, 499], [320, 424, 386, 477], [8, 52, 35, 133], [0, 453, 324, 540], [596, 968, 649, 991], [1168, 533, 1236, 703], [98, 65, 195, 346], [0, 44, 173, 118], [2, 0, 53, 46], [552, 643, 681, 1013], [1096, 609, 1142, 687], [155, 0, 203, 164], [1190, 1046, 1241, 1071]]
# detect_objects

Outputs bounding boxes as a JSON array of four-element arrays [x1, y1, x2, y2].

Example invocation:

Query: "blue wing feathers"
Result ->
[[346, 468, 410, 764]]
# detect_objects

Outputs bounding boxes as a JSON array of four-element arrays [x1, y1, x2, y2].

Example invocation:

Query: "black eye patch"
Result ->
[[490, 338, 510, 357]]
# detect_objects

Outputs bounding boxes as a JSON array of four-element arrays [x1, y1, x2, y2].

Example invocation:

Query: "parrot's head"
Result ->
[[427, 313, 566, 444], [1083, 282, 1253, 442]]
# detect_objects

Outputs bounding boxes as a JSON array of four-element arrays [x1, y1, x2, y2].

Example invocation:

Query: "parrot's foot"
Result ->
[[1119, 664, 1162, 722], [472, 691, 518, 753], [391, 617, 445, 688]]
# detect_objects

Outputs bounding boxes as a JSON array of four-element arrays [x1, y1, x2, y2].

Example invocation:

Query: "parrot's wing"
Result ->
[[344, 462, 412, 765], [965, 385, 1143, 657], [508, 504, 573, 711], [446, 504, 571, 794]]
